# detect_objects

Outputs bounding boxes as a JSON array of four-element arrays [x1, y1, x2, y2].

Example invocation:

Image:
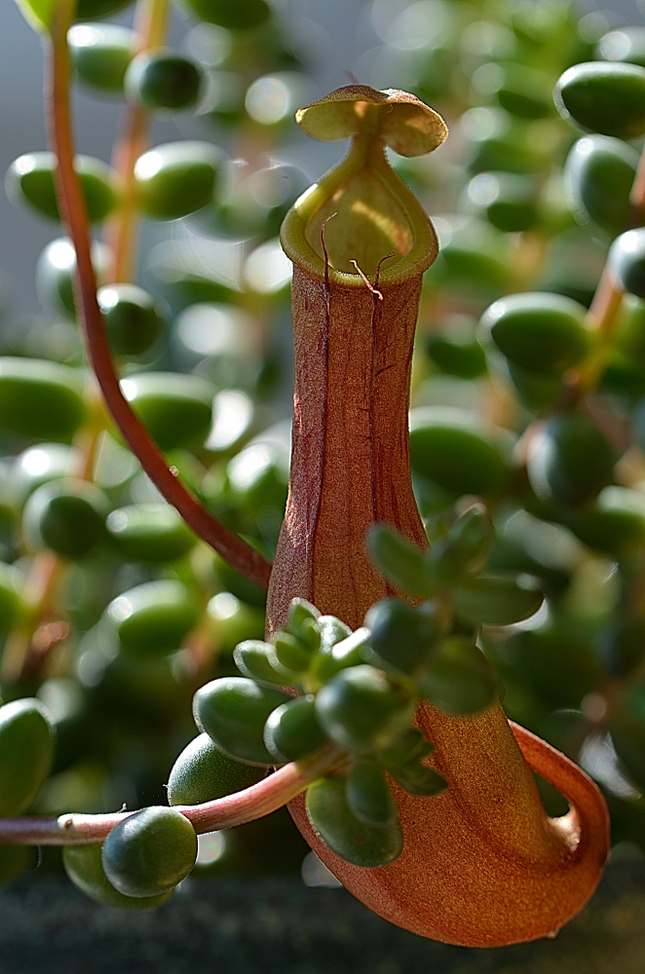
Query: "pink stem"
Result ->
[[0, 744, 341, 846]]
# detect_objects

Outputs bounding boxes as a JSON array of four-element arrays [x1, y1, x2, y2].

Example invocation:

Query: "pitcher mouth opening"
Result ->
[[303, 159, 413, 278], [281, 142, 438, 289]]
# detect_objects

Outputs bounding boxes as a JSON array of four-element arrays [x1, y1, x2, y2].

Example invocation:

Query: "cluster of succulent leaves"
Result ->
[[3, 0, 645, 907], [191, 595, 455, 870]]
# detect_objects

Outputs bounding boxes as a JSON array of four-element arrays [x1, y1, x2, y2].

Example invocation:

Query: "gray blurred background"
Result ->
[[0, 0, 641, 318]]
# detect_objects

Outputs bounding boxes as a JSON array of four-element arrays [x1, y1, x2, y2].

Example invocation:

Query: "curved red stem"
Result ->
[[0, 744, 341, 846], [46, 26, 272, 591]]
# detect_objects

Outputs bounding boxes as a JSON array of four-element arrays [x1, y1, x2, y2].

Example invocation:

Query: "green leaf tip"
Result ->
[[13, 0, 59, 33]]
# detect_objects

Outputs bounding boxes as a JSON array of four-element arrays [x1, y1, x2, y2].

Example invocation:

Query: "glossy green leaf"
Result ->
[[389, 761, 447, 797], [565, 487, 645, 558], [36, 236, 110, 320], [105, 580, 201, 657], [10, 442, 82, 505], [97, 284, 164, 357], [315, 665, 414, 756], [233, 639, 296, 688], [446, 506, 494, 575], [23, 479, 108, 558], [317, 615, 352, 653], [306, 777, 402, 867], [409, 407, 513, 497], [102, 807, 197, 898], [125, 51, 203, 113], [614, 295, 645, 370], [554, 61, 645, 139], [564, 135, 639, 237], [106, 504, 196, 563], [426, 318, 488, 378], [285, 598, 320, 638], [505, 361, 563, 411], [453, 573, 543, 626], [429, 216, 508, 288], [5, 152, 117, 224], [120, 372, 214, 451], [134, 142, 223, 220], [0, 699, 55, 816], [499, 68, 552, 119], [13, 0, 56, 33], [68, 23, 134, 94], [193, 677, 291, 766], [495, 618, 602, 709], [527, 414, 615, 507], [420, 637, 498, 714], [364, 599, 442, 676], [64, 843, 173, 910], [272, 632, 311, 673], [480, 292, 589, 375], [311, 627, 371, 684], [464, 172, 539, 234], [345, 760, 397, 827], [0, 357, 86, 441], [263, 695, 327, 762], [377, 728, 433, 768], [425, 506, 494, 584], [609, 228, 645, 299], [179, 0, 271, 30], [366, 524, 431, 597], [167, 733, 264, 805]]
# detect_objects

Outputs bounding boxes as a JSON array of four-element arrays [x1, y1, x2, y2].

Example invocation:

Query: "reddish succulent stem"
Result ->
[[46, 16, 271, 590], [570, 263, 625, 398], [0, 552, 65, 683], [0, 744, 341, 846], [571, 135, 645, 397], [103, 0, 170, 283]]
